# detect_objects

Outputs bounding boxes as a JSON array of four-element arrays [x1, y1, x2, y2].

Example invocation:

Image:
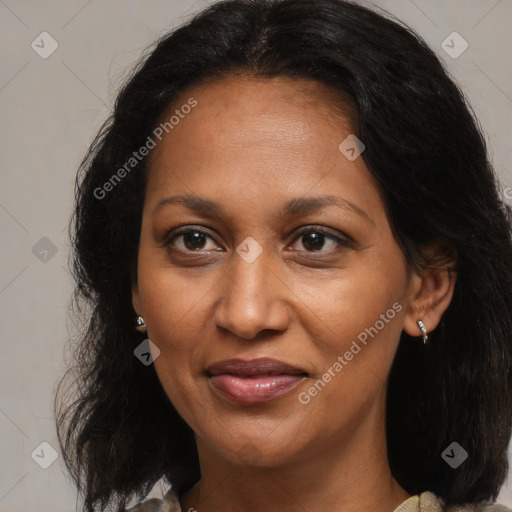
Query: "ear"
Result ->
[[402, 244, 457, 339]]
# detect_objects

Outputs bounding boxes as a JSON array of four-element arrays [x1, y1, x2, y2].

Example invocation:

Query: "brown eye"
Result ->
[[290, 228, 350, 253], [166, 229, 221, 252], [300, 232, 326, 251], [182, 231, 208, 250]]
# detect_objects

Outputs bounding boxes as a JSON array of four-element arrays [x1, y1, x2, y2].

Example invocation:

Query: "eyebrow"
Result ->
[[152, 194, 375, 226]]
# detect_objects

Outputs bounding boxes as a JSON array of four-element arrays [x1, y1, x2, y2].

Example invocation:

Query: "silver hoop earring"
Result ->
[[135, 315, 147, 333], [417, 319, 428, 344]]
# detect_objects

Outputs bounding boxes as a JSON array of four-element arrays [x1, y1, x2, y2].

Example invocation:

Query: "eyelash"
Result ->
[[161, 225, 351, 254]]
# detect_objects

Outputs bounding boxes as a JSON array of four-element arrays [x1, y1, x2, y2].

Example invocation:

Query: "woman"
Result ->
[[55, 0, 512, 511]]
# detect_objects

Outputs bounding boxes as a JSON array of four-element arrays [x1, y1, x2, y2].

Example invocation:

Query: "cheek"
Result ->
[[302, 262, 405, 338], [139, 268, 207, 425], [300, 252, 407, 379], [136, 259, 210, 397], [138, 254, 212, 339]]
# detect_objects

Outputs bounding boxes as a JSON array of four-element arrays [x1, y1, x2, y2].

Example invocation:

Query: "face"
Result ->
[[132, 75, 417, 467]]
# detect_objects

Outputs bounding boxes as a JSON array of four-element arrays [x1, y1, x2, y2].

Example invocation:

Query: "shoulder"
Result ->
[[444, 495, 512, 512], [447, 504, 512, 512], [395, 491, 512, 512], [124, 488, 511, 512], [424, 491, 512, 512], [124, 486, 182, 512], [465, 504, 512, 512], [124, 497, 163, 512]]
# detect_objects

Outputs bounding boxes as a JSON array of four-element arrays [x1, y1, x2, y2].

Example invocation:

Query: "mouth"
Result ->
[[205, 357, 309, 404]]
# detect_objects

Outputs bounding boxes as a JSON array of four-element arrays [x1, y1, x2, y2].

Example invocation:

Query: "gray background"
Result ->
[[1, 1, 511, 511]]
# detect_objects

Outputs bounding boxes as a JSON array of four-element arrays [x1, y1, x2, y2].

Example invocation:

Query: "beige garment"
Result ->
[[126, 486, 512, 512]]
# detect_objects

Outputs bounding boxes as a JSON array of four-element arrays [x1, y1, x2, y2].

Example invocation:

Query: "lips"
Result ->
[[206, 357, 308, 404], [207, 357, 307, 377]]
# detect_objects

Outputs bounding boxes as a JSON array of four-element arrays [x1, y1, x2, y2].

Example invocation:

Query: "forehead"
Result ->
[[150, 74, 355, 160], [144, 75, 381, 225]]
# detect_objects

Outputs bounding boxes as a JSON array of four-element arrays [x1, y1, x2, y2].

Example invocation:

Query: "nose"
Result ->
[[213, 248, 291, 340]]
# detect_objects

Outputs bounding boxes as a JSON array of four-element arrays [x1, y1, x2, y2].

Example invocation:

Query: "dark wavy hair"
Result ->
[[55, 0, 512, 510]]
